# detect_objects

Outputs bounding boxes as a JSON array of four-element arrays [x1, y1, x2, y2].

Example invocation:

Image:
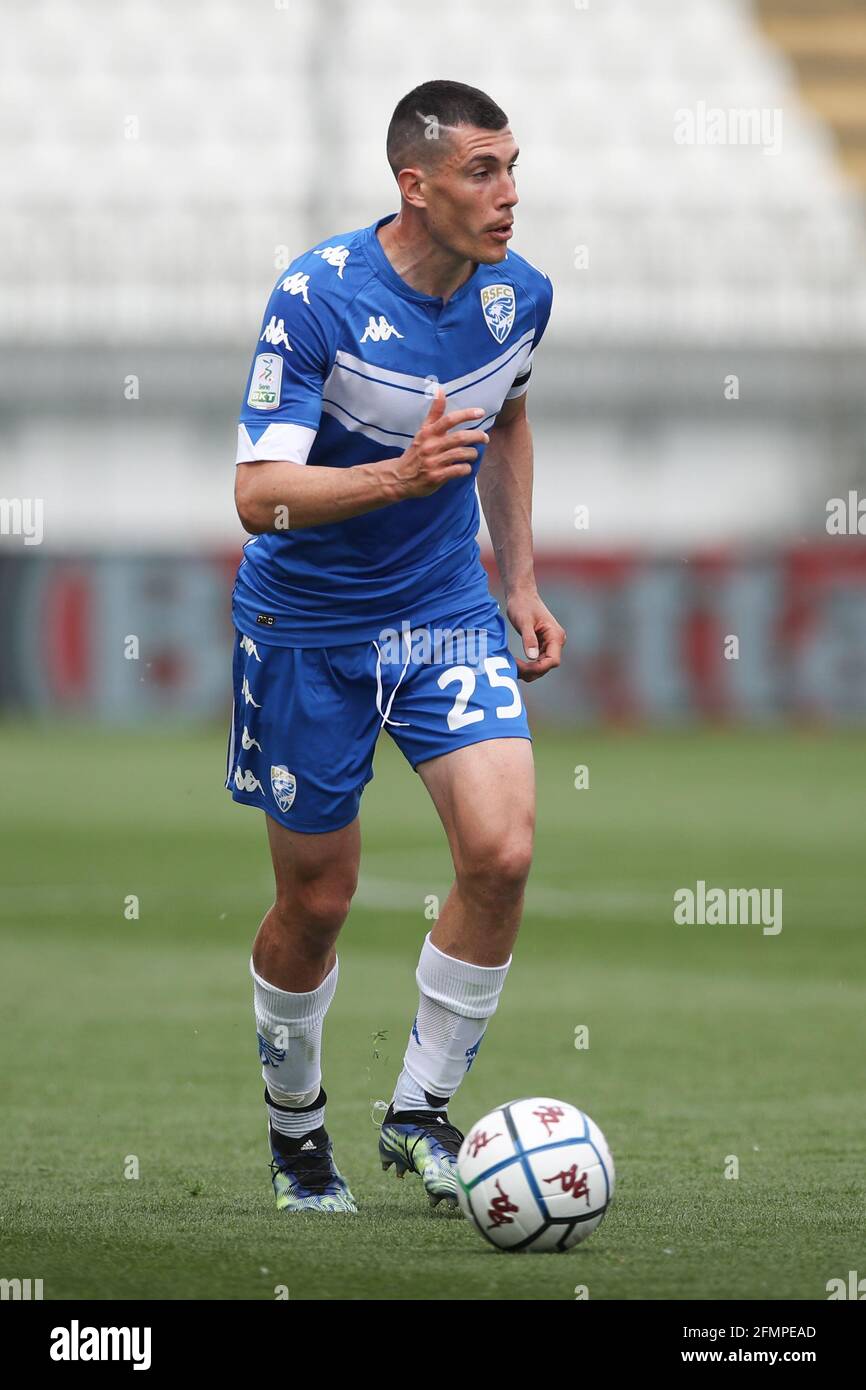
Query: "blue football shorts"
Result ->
[[225, 602, 532, 833]]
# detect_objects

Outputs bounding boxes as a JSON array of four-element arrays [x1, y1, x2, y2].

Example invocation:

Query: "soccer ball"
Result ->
[[455, 1096, 614, 1252]]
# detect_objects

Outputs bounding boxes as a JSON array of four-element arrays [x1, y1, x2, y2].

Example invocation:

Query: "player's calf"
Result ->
[[380, 934, 512, 1208], [251, 953, 356, 1213]]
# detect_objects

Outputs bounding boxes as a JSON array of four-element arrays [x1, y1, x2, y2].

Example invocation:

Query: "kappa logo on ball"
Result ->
[[271, 765, 297, 812], [480, 284, 516, 343]]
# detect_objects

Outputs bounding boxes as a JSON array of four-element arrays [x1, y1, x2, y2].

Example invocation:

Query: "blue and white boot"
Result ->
[[378, 1103, 464, 1207], [267, 1088, 357, 1214]]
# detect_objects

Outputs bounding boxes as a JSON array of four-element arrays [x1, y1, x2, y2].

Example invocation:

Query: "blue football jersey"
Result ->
[[233, 211, 553, 646]]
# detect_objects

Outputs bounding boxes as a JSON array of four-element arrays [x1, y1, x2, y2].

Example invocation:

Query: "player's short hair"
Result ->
[[386, 80, 509, 180]]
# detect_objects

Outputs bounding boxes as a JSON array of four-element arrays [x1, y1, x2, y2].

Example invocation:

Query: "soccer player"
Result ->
[[227, 79, 565, 1212]]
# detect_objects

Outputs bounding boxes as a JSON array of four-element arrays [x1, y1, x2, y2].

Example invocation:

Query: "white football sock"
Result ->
[[392, 933, 511, 1112], [267, 1090, 326, 1141], [250, 955, 337, 1114]]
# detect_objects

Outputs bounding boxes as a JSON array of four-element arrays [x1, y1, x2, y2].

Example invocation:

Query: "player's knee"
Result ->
[[275, 867, 356, 938], [458, 834, 533, 901]]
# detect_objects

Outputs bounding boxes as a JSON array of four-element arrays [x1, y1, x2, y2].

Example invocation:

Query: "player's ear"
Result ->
[[396, 166, 427, 209]]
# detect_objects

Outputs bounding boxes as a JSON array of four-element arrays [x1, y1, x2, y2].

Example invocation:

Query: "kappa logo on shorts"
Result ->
[[234, 766, 263, 794], [271, 765, 297, 812], [240, 633, 262, 662]]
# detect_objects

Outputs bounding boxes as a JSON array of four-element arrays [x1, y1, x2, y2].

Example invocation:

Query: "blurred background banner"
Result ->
[[2, 547, 866, 722], [2, 0, 866, 723]]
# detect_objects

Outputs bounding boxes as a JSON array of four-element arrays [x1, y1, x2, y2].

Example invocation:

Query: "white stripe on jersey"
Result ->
[[322, 330, 534, 448], [441, 329, 534, 394], [328, 328, 533, 395]]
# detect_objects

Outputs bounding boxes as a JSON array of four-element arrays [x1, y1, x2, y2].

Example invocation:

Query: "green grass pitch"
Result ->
[[1, 723, 863, 1300]]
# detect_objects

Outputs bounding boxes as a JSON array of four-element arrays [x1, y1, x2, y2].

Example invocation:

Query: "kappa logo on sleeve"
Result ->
[[259, 316, 293, 349], [313, 244, 350, 278], [247, 353, 283, 410], [280, 272, 311, 303]]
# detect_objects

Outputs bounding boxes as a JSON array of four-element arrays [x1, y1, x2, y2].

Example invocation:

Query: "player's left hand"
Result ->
[[506, 591, 567, 682]]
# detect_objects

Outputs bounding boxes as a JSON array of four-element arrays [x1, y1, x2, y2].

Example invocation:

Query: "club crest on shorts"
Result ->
[[480, 283, 516, 343], [271, 765, 296, 812]]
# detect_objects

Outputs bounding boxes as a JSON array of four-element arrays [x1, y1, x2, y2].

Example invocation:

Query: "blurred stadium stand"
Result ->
[[1, 0, 865, 720], [756, 0, 866, 192]]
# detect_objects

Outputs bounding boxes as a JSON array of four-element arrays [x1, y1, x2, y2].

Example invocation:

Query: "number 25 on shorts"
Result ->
[[438, 657, 522, 732]]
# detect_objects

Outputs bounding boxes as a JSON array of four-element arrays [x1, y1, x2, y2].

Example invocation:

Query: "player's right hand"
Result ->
[[395, 388, 489, 498]]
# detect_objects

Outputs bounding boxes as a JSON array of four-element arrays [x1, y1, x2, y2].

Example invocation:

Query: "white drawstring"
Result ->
[[372, 625, 414, 728]]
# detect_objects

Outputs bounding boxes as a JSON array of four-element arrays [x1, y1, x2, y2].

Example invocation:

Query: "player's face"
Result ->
[[422, 125, 519, 265]]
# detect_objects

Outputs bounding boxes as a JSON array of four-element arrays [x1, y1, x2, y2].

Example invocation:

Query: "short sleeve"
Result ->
[[505, 273, 553, 400], [505, 352, 534, 400], [531, 273, 554, 352], [236, 270, 334, 465]]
